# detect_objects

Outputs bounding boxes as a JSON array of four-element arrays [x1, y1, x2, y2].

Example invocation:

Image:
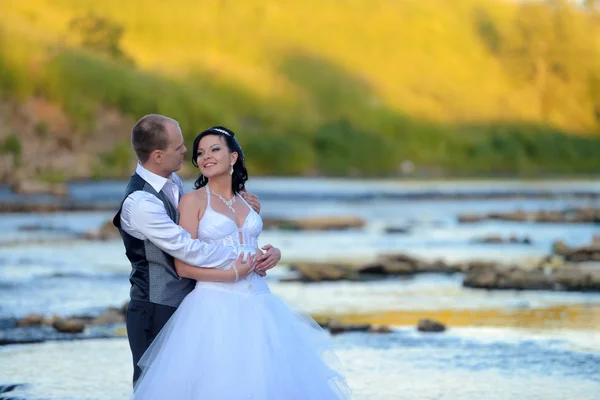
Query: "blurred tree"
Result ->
[[584, 0, 600, 125], [474, 7, 502, 55], [502, 0, 600, 127], [591, 74, 600, 124], [96, 140, 134, 178], [68, 13, 133, 65]]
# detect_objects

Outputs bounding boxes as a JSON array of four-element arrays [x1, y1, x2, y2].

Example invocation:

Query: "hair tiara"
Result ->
[[210, 128, 232, 136]]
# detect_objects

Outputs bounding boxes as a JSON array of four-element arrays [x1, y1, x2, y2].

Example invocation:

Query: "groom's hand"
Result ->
[[241, 191, 261, 214], [255, 245, 281, 273]]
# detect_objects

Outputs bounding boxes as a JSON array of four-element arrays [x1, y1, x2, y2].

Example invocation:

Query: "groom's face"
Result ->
[[160, 122, 187, 173]]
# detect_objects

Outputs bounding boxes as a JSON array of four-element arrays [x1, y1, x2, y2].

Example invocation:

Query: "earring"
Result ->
[[230, 165, 234, 175]]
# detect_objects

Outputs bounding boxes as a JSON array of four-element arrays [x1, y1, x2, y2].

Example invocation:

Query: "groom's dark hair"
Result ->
[[131, 114, 176, 163]]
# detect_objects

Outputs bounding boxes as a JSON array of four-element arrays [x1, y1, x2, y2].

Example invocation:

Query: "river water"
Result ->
[[1, 178, 599, 399]]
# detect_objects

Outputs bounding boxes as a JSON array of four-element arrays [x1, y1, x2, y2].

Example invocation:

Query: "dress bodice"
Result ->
[[195, 185, 269, 295]]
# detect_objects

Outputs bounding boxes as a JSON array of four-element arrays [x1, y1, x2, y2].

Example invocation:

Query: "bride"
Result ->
[[131, 126, 351, 399]]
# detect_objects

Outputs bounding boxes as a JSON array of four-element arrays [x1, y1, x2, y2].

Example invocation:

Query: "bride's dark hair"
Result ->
[[191, 126, 248, 194]]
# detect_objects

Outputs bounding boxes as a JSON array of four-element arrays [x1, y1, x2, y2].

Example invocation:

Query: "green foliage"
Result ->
[[96, 140, 134, 178], [37, 169, 66, 183], [474, 7, 502, 55], [243, 134, 315, 176], [457, 122, 600, 175], [0, 134, 22, 167], [68, 13, 133, 65], [313, 119, 397, 176], [0, 26, 42, 102]]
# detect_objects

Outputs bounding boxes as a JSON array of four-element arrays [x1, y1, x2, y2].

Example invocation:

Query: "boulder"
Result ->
[[552, 239, 600, 262], [327, 319, 371, 335], [553, 267, 591, 291], [565, 245, 600, 262], [360, 253, 421, 275], [289, 263, 353, 282], [263, 216, 366, 231], [16, 313, 44, 327], [379, 261, 415, 275], [52, 317, 86, 333], [488, 210, 529, 222], [325, 319, 392, 335], [90, 307, 125, 325], [463, 264, 499, 289], [463, 262, 600, 291], [82, 219, 120, 241], [368, 325, 394, 334], [417, 319, 446, 333], [458, 213, 485, 223]]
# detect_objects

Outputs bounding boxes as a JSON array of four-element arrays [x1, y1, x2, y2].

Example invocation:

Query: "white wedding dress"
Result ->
[[131, 186, 351, 399]]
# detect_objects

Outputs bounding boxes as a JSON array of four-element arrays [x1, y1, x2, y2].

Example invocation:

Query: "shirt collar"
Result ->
[[136, 163, 173, 193]]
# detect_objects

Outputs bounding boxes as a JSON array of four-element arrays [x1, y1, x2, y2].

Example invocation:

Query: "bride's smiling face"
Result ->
[[196, 134, 238, 178]]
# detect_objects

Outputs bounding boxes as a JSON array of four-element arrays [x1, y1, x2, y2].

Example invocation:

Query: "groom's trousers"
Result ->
[[126, 299, 177, 384]]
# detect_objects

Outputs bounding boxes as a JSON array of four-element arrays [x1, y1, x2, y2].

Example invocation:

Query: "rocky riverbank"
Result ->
[[286, 254, 460, 282], [463, 264, 600, 291], [14, 217, 599, 293], [0, 306, 128, 345], [75, 209, 600, 242], [552, 238, 600, 262], [285, 237, 600, 292], [2, 303, 410, 345]]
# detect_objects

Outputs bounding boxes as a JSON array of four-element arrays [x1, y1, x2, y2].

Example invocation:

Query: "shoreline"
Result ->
[[19, 173, 600, 185], [2, 181, 600, 213]]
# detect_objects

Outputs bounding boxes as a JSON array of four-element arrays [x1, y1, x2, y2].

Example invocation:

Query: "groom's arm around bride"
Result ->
[[112, 114, 261, 385]]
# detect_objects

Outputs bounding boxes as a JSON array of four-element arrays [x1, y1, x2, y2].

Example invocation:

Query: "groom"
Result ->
[[113, 114, 280, 384]]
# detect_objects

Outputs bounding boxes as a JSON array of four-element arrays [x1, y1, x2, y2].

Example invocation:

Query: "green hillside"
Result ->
[[0, 0, 599, 180]]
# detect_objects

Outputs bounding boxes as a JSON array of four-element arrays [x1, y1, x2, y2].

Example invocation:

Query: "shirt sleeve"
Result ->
[[128, 194, 238, 268]]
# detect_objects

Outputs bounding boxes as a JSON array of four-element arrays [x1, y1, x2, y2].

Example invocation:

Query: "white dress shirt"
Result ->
[[120, 164, 238, 269]]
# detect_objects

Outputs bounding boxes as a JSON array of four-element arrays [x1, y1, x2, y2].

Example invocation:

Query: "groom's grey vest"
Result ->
[[113, 173, 194, 308]]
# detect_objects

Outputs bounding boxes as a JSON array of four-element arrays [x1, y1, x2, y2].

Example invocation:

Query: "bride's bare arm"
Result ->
[[174, 191, 241, 282]]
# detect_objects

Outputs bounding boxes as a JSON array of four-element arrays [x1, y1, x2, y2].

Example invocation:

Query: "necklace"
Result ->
[[211, 189, 236, 214]]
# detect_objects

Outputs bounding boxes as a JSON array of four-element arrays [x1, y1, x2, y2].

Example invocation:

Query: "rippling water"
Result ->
[[1, 179, 599, 399], [2, 327, 599, 400]]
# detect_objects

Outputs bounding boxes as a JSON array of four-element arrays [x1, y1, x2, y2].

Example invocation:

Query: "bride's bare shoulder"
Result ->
[[178, 188, 208, 211]]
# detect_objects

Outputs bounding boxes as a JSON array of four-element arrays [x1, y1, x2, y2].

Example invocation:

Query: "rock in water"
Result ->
[[327, 319, 371, 335], [417, 319, 446, 333], [16, 313, 44, 327], [52, 317, 85, 333]]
